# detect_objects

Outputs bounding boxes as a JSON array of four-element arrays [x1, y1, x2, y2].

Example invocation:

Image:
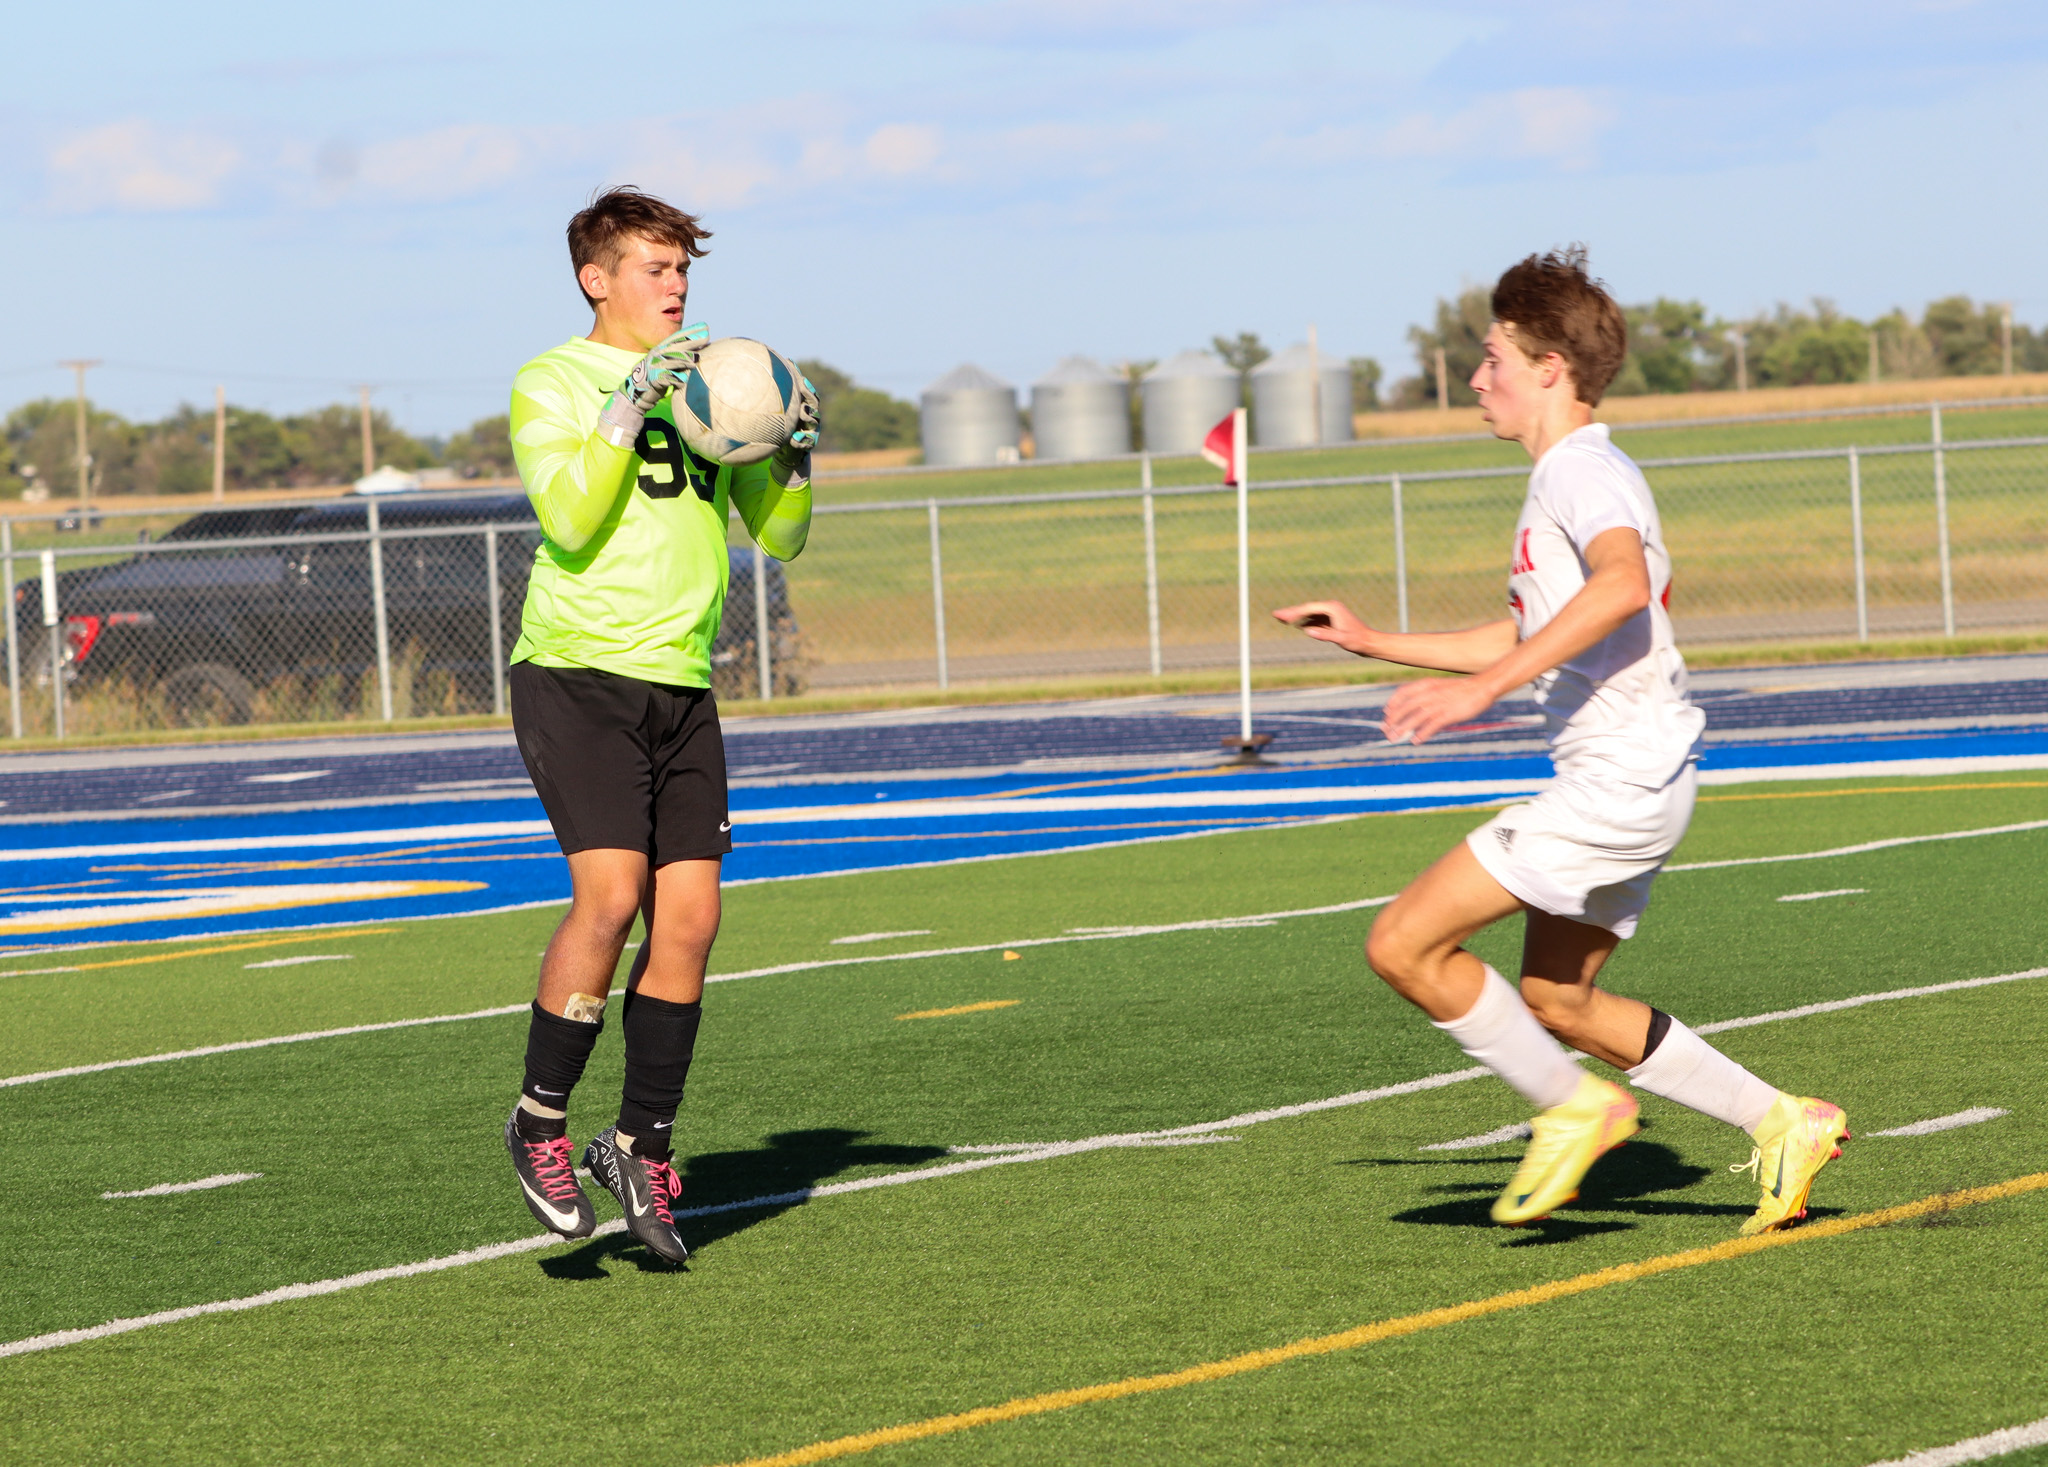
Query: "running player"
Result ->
[[1275, 248, 1846, 1233], [501, 186, 816, 1263]]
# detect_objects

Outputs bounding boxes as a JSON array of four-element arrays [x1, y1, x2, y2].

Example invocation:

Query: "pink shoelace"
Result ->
[[522, 1136, 581, 1202], [645, 1158, 682, 1225]]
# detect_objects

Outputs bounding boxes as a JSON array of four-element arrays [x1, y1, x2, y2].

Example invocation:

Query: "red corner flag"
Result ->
[[1201, 409, 1242, 484]]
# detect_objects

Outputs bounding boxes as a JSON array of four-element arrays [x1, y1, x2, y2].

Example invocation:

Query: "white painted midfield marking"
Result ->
[[829, 930, 933, 946], [101, 1173, 260, 1199], [1666, 819, 2048, 872], [5, 962, 2046, 1360], [243, 955, 353, 969], [1421, 1122, 1532, 1152], [1865, 1412, 2048, 1466], [1778, 888, 1867, 902], [1866, 1107, 2010, 1138]]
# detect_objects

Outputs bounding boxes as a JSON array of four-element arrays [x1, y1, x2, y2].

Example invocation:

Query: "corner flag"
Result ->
[[1201, 410, 1240, 484]]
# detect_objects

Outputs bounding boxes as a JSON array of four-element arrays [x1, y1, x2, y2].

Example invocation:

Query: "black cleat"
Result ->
[[583, 1126, 690, 1264], [505, 1112, 596, 1239]]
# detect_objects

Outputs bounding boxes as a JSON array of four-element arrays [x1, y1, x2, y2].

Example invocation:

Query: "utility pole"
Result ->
[[212, 385, 227, 502], [357, 384, 375, 479], [1732, 332, 1748, 393], [1434, 346, 1448, 412], [2001, 303, 2014, 377], [57, 360, 100, 510], [1868, 329, 1880, 384]]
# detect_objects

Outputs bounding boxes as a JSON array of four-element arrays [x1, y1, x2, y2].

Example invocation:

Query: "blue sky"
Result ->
[[4, 0, 2046, 435]]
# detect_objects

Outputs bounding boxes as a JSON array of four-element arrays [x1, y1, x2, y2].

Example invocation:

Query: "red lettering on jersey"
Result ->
[[1510, 527, 1535, 576], [1660, 579, 1671, 610], [1508, 589, 1523, 615]]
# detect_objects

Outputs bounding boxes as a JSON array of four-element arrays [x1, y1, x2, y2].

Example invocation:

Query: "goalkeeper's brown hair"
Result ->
[[568, 186, 712, 307], [1491, 246, 1627, 406]]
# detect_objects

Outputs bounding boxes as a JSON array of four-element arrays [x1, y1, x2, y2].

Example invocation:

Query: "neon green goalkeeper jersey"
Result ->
[[508, 336, 811, 687]]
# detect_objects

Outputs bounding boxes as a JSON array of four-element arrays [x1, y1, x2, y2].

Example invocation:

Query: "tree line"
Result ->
[[0, 358, 918, 499], [5, 298, 2039, 496]]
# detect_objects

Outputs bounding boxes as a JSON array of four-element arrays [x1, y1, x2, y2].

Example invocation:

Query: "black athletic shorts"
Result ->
[[510, 662, 732, 865]]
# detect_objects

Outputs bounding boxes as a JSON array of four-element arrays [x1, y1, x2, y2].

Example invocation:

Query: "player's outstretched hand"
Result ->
[[1272, 600, 1375, 657], [597, 323, 710, 448], [771, 374, 822, 488], [1380, 675, 1496, 747]]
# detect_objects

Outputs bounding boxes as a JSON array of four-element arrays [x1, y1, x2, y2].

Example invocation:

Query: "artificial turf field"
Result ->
[[5, 773, 2048, 1463]]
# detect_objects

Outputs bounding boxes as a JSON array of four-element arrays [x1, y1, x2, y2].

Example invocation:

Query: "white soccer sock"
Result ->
[[1432, 965, 1583, 1111], [1625, 1019, 1780, 1134]]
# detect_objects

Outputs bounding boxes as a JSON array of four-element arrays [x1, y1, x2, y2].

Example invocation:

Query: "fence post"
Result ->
[[928, 498, 948, 692], [40, 549, 62, 739], [2, 520, 17, 740], [485, 525, 506, 717], [1849, 447, 1868, 644], [1141, 453, 1161, 677], [1391, 474, 1410, 634], [752, 538, 772, 700], [367, 499, 394, 721], [1931, 402, 1954, 637]]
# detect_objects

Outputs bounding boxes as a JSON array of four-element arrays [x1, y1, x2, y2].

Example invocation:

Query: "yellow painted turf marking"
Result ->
[[894, 1000, 1021, 1021], [1698, 779, 2048, 804], [722, 1172, 2048, 1467], [0, 929, 396, 978]]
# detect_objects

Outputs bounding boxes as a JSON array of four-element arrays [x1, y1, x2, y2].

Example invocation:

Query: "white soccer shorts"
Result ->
[[1465, 760, 1699, 939]]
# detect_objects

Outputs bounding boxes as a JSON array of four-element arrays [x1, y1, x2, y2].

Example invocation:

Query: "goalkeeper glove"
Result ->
[[770, 374, 822, 489], [596, 323, 709, 448]]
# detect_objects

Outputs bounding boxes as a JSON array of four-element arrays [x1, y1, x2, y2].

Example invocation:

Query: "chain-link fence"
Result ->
[[4, 421, 2044, 736]]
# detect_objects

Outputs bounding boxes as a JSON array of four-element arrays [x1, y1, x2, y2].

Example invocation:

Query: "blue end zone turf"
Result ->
[[3, 724, 2045, 951]]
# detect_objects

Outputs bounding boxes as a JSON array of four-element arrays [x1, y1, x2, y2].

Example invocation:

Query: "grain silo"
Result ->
[[1031, 356, 1131, 461], [1140, 350, 1239, 455], [1250, 345, 1354, 447], [920, 364, 1021, 467]]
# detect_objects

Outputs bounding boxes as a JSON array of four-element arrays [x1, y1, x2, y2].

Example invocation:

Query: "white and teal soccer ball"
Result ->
[[674, 337, 806, 466]]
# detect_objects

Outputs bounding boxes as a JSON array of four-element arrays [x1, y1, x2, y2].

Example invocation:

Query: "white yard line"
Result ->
[[244, 955, 353, 969], [1667, 820, 2048, 872], [5, 962, 2047, 1361], [1421, 1123, 1532, 1152], [102, 1173, 261, 1199], [1693, 969, 2048, 1035], [1866, 1415, 2048, 1466], [1866, 1107, 2010, 1138], [1777, 888, 1866, 903]]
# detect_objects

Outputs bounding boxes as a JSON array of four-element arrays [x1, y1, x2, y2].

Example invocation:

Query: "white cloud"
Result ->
[[46, 121, 242, 212], [1377, 87, 1616, 171], [354, 124, 530, 202], [863, 123, 942, 176]]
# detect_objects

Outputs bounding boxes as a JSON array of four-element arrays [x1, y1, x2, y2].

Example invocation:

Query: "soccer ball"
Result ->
[[673, 337, 806, 466]]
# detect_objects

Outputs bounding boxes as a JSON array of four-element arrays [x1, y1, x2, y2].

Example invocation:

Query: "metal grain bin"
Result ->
[[1140, 350, 1239, 455], [920, 364, 1021, 467], [1250, 344, 1354, 447], [1030, 356, 1131, 461]]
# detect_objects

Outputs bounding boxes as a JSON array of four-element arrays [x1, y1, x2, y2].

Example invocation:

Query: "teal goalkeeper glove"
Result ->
[[596, 323, 709, 448], [770, 374, 822, 488]]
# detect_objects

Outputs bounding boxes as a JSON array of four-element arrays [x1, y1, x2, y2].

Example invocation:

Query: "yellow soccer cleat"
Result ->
[[1492, 1073, 1640, 1225], [1735, 1093, 1849, 1237]]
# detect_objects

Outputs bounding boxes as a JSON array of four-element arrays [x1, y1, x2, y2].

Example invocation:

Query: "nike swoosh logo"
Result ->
[[652, 1121, 672, 1130], [718, 820, 731, 832], [627, 1188, 650, 1218], [519, 1178, 581, 1230]]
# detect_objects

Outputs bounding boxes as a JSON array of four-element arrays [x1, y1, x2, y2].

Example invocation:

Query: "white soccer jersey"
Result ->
[[1507, 423, 1705, 786]]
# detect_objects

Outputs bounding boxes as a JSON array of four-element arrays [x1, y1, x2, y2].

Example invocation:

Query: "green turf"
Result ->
[[3, 776, 2047, 1463]]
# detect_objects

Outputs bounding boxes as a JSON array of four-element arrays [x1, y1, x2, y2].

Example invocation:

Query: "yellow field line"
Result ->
[[0, 929, 396, 978], [722, 1171, 2048, 1467], [1699, 779, 2048, 804], [894, 1000, 1021, 1021]]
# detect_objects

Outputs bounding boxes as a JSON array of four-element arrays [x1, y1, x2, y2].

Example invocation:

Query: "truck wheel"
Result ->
[[162, 663, 256, 726]]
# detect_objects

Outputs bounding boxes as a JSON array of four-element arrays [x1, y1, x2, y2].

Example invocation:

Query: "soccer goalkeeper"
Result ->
[[501, 186, 816, 1264]]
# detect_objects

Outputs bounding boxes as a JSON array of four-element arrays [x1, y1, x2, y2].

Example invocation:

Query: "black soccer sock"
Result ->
[[516, 1001, 604, 1141], [1639, 1007, 1674, 1066], [617, 993, 702, 1161]]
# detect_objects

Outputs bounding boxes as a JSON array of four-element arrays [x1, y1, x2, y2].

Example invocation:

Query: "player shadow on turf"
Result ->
[[1363, 1141, 1751, 1246], [541, 1128, 949, 1277]]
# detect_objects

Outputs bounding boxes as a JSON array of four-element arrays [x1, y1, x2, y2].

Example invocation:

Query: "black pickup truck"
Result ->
[[15, 494, 806, 723]]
